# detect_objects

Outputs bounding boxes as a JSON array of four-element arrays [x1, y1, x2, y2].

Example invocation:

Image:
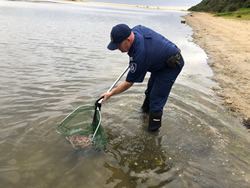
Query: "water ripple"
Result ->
[[0, 1, 249, 188]]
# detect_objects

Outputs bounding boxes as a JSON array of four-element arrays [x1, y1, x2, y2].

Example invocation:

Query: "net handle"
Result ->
[[97, 65, 130, 104], [92, 65, 130, 141], [107, 65, 130, 92], [91, 109, 101, 140]]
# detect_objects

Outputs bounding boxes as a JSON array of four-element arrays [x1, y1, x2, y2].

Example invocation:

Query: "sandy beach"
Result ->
[[184, 12, 250, 125]]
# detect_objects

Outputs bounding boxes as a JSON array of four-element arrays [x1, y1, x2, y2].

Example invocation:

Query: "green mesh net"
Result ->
[[56, 66, 130, 150], [56, 105, 107, 149]]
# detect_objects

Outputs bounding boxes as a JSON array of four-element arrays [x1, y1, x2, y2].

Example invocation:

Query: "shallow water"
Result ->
[[0, 1, 249, 187]]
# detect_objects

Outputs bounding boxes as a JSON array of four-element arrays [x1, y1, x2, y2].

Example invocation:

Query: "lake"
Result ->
[[0, 1, 249, 187]]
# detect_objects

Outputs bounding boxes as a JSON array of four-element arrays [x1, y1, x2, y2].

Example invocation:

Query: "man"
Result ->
[[102, 24, 184, 132]]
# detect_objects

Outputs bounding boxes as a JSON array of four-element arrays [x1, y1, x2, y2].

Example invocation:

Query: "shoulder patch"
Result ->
[[130, 63, 137, 73]]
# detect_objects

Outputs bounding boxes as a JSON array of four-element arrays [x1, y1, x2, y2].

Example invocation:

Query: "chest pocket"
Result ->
[[144, 34, 152, 41], [144, 32, 152, 39]]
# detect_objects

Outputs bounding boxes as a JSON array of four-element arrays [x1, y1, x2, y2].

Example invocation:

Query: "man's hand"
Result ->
[[101, 92, 112, 102], [100, 81, 134, 102]]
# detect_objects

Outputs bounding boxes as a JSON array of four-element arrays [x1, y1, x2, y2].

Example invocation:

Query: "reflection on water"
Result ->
[[101, 87, 250, 187], [0, 1, 249, 188], [105, 133, 173, 187]]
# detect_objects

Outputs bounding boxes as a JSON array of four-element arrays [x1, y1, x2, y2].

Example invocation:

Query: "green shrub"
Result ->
[[244, 0, 250, 8], [227, 4, 238, 11], [189, 0, 250, 12]]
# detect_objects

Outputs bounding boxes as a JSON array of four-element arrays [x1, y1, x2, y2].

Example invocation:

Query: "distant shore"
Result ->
[[59, 0, 188, 11], [184, 12, 250, 126]]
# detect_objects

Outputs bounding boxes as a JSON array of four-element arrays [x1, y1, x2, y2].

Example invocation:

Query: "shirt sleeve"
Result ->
[[126, 49, 148, 83]]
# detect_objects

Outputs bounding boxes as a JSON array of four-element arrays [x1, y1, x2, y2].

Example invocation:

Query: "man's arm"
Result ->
[[101, 81, 134, 101]]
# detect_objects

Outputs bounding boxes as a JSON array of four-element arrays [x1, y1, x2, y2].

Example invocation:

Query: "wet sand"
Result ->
[[184, 12, 250, 124]]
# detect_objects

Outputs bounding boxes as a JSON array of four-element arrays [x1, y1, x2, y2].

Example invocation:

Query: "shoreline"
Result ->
[[59, 0, 188, 11], [184, 12, 250, 128]]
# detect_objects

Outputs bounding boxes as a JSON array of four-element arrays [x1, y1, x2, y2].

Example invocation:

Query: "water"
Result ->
[[0, 1, 249, 187]]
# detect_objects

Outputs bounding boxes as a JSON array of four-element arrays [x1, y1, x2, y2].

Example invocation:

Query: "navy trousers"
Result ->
[[145, 60, 184, 112]]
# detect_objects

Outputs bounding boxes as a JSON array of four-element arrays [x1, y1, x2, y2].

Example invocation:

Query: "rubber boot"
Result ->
[[148, 111, 162, 132], [141, 96, 150, 113]]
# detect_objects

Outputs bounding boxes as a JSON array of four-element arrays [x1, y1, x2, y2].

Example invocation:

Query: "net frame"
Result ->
[[56, 105, 102, 148], [57, 65, 130, 149]]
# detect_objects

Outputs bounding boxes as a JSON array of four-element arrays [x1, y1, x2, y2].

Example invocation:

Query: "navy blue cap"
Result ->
[[107, 24, 131, 50]]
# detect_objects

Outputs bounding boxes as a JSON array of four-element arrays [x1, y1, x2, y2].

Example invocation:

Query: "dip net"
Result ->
[[56, 66, 130, 149], [56, 104, 107, 149]]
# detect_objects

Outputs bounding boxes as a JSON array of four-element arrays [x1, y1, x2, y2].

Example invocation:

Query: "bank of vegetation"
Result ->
[[189, 0, 250, 19]]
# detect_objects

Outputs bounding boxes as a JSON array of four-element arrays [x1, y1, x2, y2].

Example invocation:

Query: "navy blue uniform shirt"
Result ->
[[126, 25, 178, 83]]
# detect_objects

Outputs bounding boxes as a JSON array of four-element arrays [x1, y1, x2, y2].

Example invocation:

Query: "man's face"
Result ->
[[118, 39, 131, 53]]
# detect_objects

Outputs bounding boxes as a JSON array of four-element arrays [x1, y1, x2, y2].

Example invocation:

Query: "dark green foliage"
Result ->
[[215, 8, 250, 19], [189, 0, 250, 12]]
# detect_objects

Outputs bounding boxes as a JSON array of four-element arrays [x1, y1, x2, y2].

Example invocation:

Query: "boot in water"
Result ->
[[148, 111, 162, 132]]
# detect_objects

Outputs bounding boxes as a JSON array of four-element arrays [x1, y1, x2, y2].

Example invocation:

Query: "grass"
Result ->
[[215, 8, 250, 20]]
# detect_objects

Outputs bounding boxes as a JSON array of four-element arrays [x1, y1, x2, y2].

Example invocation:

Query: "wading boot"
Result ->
[[141, 96, 150, 113], [148, 111, 162, 132]]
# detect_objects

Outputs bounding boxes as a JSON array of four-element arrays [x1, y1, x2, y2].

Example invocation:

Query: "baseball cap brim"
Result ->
[[107, 42, 121, 50]]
